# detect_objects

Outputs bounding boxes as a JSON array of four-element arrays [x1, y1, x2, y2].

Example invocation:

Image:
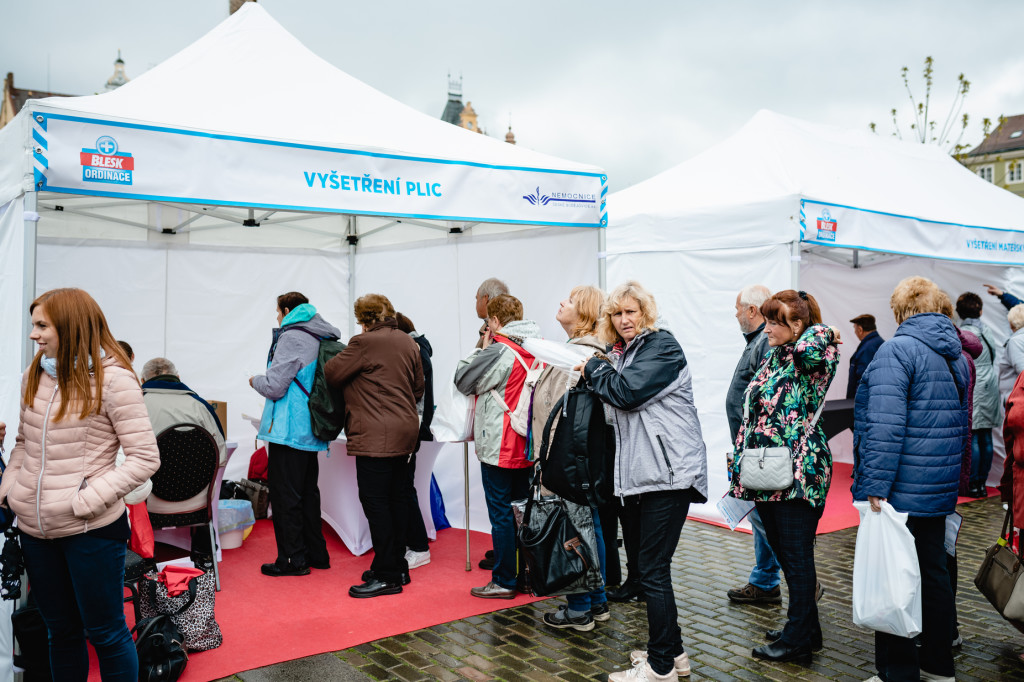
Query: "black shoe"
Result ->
[[479, 557, 496, 570], [607, 580, 644, 602], [361, 569, 410, 585], [485, 549, 494, 560], [752, 641, 813, 662], [765, 629, 823, 651], [261, 560, 310, 577], [309, 556, 331, 570], [349, 578, 402, 598]]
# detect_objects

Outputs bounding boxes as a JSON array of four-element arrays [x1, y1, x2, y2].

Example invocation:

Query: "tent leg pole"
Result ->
[[347, 215, 357, 338], [790, 241, 801, 290], [598, 224, 607, 290], [22, 191, 38, 367], [464, 442, 471, 571]]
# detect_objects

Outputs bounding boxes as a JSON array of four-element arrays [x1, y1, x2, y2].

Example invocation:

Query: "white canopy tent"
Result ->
[[0, 4, 606, 532], [607, 110, 1024, 525]]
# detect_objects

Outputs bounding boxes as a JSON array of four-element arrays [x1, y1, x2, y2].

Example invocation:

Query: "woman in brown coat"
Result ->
[[1, 288, 159, 680], [325, 294, 424, 598]]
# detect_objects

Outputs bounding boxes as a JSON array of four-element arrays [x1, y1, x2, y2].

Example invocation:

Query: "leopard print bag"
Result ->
[[139, 571, 223, 651]]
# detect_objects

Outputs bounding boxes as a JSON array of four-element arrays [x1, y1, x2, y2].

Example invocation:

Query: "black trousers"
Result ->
[[635, 489, 691, 676], [356, 455, 411, 584], [755, 500, 824, 648], [404, 452, 429, 553], [608, 496, 642, 586], [875, 515, 955, 681], [267, 443, 328, 568]]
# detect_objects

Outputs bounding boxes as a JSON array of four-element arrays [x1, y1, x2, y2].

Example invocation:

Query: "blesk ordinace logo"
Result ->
[[80, 136, 134, 186]]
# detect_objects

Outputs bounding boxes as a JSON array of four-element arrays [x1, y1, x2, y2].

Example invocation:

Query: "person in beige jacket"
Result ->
[[0, 288, 159, 681]]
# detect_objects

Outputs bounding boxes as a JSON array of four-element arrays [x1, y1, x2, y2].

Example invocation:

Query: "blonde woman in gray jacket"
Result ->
[[581, 281, 708, 682]]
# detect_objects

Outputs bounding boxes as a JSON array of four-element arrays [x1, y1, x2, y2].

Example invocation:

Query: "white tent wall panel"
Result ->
[[0, 198, 27, 431], [355, 226, 599, 532], [33, 242, 351, 484], [802, 254, 1014, 487], [607, 243, 793, 524]]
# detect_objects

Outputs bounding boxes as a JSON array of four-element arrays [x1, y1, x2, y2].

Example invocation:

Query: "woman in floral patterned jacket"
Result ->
[[729, 289, 839, 664]]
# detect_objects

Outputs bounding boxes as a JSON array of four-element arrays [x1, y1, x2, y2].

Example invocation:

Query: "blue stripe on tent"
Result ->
[[39, 184, 602, 228], [803, 199, 1024, 236], [37, 112, 605, 179], [33, 151, 47, 169], [32, 113, 47, 131], [32, 129, 47, 150], [33, 168, 45, 188], [801, 238, 1024, 267]]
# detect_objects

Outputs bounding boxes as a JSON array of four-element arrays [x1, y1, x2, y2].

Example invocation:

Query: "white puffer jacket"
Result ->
[[0, 356, 160, 539]]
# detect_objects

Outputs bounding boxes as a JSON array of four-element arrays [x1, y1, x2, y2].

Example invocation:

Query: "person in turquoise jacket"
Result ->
[[250, 292, 340, 577]]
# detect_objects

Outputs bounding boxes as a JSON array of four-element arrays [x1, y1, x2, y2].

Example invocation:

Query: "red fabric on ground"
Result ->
[[91, 522, 544, 681]]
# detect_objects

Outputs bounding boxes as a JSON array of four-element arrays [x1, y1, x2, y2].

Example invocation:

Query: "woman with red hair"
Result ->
[[1, 288, 160, 680], [730, 289, 840, 663]]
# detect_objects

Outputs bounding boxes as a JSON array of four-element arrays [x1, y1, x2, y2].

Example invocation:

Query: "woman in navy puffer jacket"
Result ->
[[853, 276, 970, 682]]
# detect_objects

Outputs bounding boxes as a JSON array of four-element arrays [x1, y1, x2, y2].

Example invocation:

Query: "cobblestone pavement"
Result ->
[[219, 497, 1024, 681]]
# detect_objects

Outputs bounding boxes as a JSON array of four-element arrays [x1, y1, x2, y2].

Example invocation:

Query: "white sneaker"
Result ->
[[864, 677, 883, 682], [405, 548, 430, 569], [920, 671, 955, 682], [627, 650, 689, 676], [608, 659, 677, 681]]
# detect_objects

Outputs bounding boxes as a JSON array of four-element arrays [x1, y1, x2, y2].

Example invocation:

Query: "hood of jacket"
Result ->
[[282, 305, 341, 339], [958, 328, 983, 360], [895, 313, 962, 361], [496, 319, 542, 344], [410, 331, 433, 357]]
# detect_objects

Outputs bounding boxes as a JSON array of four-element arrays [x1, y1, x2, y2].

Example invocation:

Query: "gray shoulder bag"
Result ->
[[738, 379, 826, 492]]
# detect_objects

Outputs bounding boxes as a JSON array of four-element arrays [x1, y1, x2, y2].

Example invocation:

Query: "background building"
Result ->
[[963, 113, 1024, 199]]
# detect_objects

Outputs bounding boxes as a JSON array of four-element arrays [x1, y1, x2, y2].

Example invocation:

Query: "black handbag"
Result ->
[[516, 492, 592, 596], [133, 609, 189, 681]]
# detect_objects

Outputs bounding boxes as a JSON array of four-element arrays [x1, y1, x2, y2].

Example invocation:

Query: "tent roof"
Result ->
[[608, 110, 1024, 261], [31, 3, 594, 173]]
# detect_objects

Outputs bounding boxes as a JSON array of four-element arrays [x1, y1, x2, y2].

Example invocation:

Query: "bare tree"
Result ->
[[869, 56, 987, 158]]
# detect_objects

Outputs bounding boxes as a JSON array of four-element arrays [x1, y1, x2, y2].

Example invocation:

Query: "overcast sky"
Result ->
[[4, 1, 1024, 190]]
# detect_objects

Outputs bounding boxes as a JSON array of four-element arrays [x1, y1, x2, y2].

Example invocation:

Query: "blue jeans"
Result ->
[[748, 508, 781, 590], [479, 462, 531, 589], [20, 532, 137, 682], [970, 428, 994, 490], [636, 490, 691, 676], [565, 506, 607, 613]]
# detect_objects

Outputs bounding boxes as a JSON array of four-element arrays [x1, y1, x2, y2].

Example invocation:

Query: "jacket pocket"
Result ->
[[656, 435, 675, 484]]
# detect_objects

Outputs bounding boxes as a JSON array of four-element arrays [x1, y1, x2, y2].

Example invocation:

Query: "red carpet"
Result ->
[[90, 523, 545, 681], [698, 462, 999, 536]]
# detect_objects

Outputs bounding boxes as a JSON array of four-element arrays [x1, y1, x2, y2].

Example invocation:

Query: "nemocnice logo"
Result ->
[[816, 209, 837, 242], [522, 186, 597, 207], [80, 136, 134, 186]]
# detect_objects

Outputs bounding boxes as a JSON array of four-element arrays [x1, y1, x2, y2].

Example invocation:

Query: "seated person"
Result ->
[[141, 358, 227, 561]]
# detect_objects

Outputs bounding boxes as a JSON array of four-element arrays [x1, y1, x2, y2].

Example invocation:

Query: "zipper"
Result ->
[[656, 435, 675, 483], [37, 384, 59, 538]]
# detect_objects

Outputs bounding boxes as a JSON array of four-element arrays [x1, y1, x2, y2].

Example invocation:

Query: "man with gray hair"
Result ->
[[141, 358, 228, 566], [725, 285, 782, 604], [141, 358, 227, 466], [475, 278, 510, 349]]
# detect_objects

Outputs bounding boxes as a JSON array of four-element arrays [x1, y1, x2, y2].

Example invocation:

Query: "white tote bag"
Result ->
[[851, 500, 923, 638], [430, 375, 476, 442]]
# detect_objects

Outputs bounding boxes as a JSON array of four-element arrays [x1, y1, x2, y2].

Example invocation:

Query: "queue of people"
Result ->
[[0, 274, 1019, 682]]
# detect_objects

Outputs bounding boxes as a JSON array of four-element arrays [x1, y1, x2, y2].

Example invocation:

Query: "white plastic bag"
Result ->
[[430, 375, 476, 442], [851, 500, 922, 638], [521, 337, 596, 372]]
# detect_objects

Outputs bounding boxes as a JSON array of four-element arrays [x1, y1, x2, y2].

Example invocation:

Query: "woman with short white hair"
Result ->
[[999, 303, 1024, 398]]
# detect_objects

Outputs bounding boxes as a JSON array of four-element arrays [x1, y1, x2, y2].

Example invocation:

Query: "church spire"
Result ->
[[104, 50, 129, 91]]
